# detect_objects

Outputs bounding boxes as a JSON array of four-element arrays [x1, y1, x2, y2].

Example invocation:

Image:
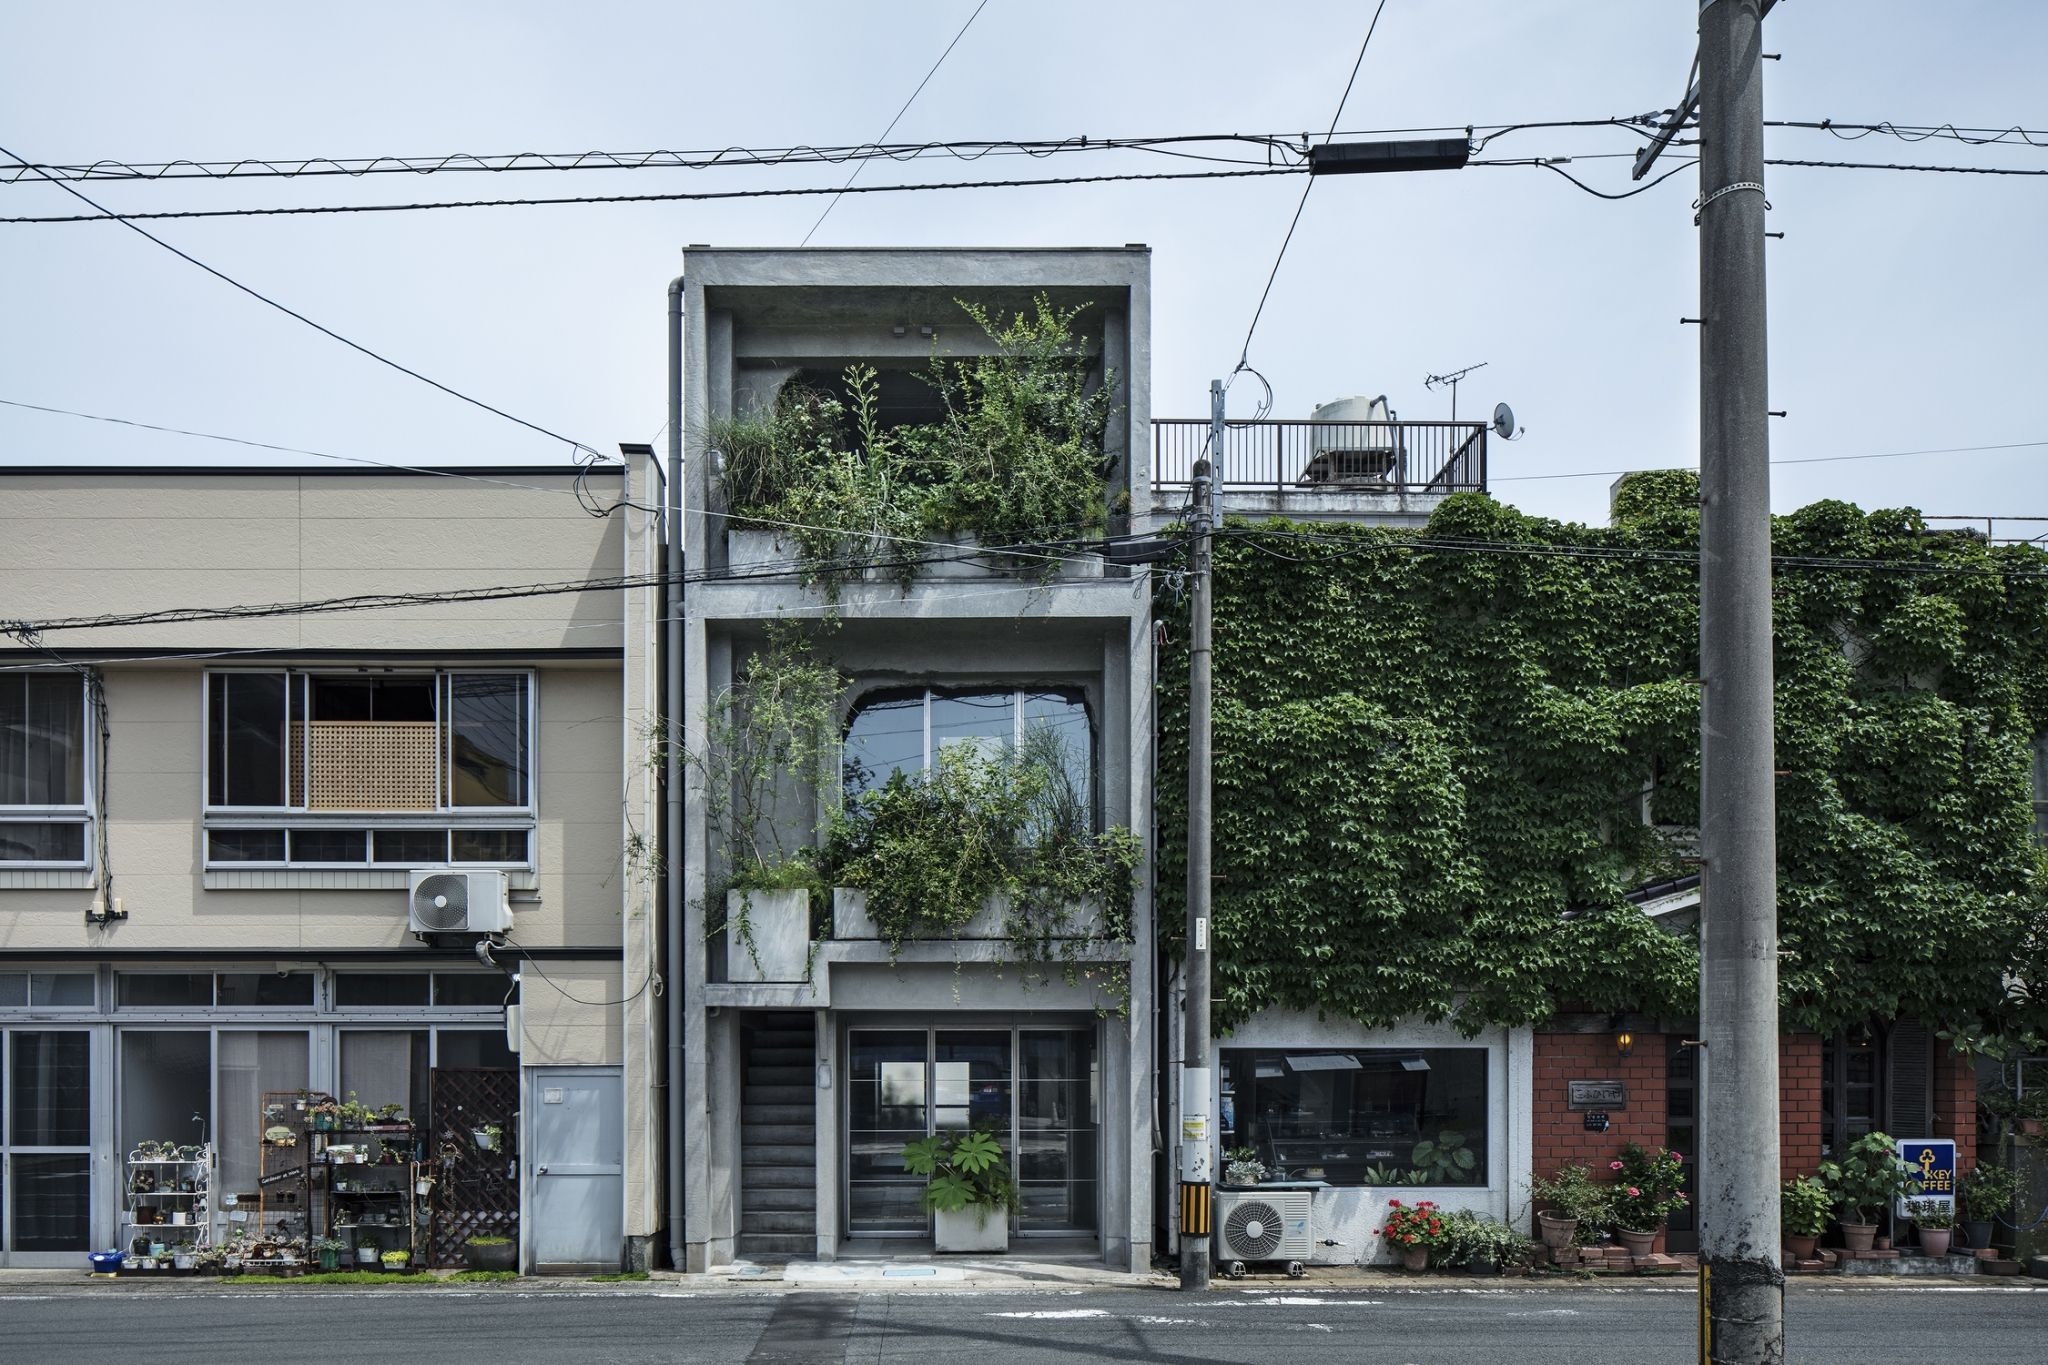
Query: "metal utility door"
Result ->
[[529, 1068, 623, 1272]]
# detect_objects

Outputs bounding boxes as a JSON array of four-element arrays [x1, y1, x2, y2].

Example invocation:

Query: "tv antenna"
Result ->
[[1423, 362, 1488, 421]]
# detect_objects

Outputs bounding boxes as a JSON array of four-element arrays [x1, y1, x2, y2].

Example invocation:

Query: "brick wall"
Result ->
[[1781, 1033, 1823, 1179], [1532, 1030, 1963, 1185], [1934, 1048, 1978, 1170], [1532, 1032, 1668, 1177]]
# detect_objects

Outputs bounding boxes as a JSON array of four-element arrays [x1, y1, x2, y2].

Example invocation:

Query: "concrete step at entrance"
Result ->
[[742, 1164, 816, 1189], [737, 1232, 814, 1255], [747, 1084, 812, 1106], [743, 1104, 813, 1125], [750, 1044, 812, 1065], [746, 1065, 813, 1087], [741, 1187, 818, 1212]]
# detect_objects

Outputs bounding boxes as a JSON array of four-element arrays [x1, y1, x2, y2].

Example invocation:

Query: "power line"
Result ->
[[1490, 439, 2048, 483], [0, 165, 1306, 225], [1230, 0, 1391, 417], [800, 0, 989, 246], [0, 396, 594, 497], [0, 141, 609, 471], [1763, 157, 2048, 177]]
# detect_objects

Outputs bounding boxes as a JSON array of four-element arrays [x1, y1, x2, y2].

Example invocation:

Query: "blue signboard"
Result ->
[[1893, 1137, 1955, 1217]]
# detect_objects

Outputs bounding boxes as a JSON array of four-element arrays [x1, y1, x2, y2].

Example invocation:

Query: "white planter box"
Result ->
[[933, 1205, 1010, 1253], [726, 888, 812, 982], [921, 532, 984, 579], [833, 887, 1006, 940], [726, 529, 798, 574]]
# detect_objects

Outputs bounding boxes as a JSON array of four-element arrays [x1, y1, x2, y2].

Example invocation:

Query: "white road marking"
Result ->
[[987, 1308, 1111, 1319]]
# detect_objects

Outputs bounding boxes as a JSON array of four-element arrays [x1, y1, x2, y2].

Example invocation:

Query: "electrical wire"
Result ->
[[1490, 439, 2048, 483], [800, 0, 988, 245], [0, 164, 1306, 225], [1478, 157, 1698, 199], [1763, 158, 2048, 177], [1770, 120, 2048, 149], [1229, 0, 1391, 420], [0, 141, 615, 474]]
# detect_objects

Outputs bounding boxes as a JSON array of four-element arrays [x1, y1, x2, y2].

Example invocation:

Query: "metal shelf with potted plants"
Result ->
[[119, 1140, 213, 1273], [310, 1093, 425, 1273]]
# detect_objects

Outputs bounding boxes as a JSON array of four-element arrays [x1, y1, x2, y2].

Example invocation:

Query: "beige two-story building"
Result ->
[[0, 458, 665, 1271]]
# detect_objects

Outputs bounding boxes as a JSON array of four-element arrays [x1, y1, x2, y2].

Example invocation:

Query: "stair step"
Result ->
[[746, 1085, 812, 1105], [742, 1188, 818, 1212], [746, 1065, 813, 1086], [743, 1124, 815, 1146], [741, 1165, 816, 1189], [741, 1144, 816, 1166], [743, 1104, 814, 1125], [739, 1212, 816, 1235], [749, 1045, 813, 1064], [737, 1232, 815, 1255]]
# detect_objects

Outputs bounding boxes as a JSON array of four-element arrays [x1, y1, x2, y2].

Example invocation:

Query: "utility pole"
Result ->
[[1178, 381, 1220, 1292], [1695, 2, 1782, 1361]]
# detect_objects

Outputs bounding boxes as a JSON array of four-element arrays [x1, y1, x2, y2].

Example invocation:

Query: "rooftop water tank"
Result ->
[[1304, 395, 1399, 483]]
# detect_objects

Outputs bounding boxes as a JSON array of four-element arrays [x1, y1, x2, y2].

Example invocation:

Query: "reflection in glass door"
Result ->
[[7, 1031, 93, 1252], [847, 1032, 928, 1233], [846, 1026, 1095, 1237], [1019, 1031, 1097, 1232]]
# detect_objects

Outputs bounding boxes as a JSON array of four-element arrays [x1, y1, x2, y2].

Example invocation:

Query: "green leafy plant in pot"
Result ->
[[1409, 1130, 1478, 1185], [1904, 1198, 1955, 1258], [902, 1125, 1017, 1253], [1780, 1175, 1833, 1260], [1606, 1143, 1688, 1257], [1529, 1165, 1607, 1249], [1818, 1131, 1911, 1252], [1957, 1163, 2023, 1253], [465, 1235, 518, 1273]]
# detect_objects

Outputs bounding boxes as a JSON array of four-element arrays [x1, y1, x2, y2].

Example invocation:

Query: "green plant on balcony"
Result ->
[[715, 296, 1117, 594]]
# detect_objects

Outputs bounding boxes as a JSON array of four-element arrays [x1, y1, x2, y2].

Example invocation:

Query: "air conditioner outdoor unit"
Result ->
[[1214, 1187, 1313, 1274], [407, 868, 512, 935]]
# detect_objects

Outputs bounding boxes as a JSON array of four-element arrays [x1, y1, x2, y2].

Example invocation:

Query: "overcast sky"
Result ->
[[3, 1, 2041, 531]]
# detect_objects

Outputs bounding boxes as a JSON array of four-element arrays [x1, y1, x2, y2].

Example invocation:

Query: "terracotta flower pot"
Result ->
[[1784, 1234, 1818, 1260], [1839, 1222, 1877, 1253], [1615, 1228, 1658, 1259], [1536, 1213, 1579, 1249], [1401, 1246, 1429, 1272], [2019, 1118, 2044, 1137], [1917, 1228, 1952, 1258]]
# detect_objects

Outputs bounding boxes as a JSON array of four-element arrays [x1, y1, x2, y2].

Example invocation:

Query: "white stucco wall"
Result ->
[[1215, 1010, 1534, 1266]]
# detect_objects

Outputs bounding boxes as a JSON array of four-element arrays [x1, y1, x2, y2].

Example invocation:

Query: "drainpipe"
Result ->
[[665, 272, 687, 1273]]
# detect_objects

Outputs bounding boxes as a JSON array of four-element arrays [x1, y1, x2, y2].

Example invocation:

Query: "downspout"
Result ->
[[665, 272, 687, 1272]]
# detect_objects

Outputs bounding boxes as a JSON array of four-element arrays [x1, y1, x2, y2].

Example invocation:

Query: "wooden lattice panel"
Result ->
[[427, 1068, 520, 1269], [306, 721, 438, 810]]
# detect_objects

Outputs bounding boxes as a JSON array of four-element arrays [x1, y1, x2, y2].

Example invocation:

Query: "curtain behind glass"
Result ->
[[119, 1032, 210, 1156], [0, 674, 84, 806], [449, 675, 527, 806], [218, 1032, 309, 1196], [339, 1031, 427, 1121]]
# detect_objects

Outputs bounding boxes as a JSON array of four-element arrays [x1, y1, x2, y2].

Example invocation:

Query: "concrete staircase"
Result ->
[[737, 1012, 817, 1257]]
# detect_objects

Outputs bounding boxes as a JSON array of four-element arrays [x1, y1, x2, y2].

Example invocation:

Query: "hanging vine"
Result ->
[[1155, 476, 2048, 1050]]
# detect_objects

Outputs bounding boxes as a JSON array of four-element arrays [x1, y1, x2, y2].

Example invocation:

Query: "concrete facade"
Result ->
[[675, 248, 1156, 1272]]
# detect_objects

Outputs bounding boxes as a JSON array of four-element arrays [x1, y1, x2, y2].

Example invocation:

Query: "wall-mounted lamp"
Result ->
[[1615, 1030, 1635, 1058]]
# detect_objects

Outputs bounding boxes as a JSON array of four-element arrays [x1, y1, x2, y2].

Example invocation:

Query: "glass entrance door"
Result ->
[[845, 1026, 1096, 1237]]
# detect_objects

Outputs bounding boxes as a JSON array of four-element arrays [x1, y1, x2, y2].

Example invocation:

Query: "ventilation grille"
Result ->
[[1222, 1199, 1285, 1259], [412, 872, 470, 932]]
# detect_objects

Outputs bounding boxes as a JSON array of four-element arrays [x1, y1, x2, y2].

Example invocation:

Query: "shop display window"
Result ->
[[1218, 1047, 1490, 1187], [338, 1030, 430, 1124]]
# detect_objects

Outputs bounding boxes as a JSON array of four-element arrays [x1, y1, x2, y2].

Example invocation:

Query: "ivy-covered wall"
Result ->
[[1155, 474, 2048, 1050]]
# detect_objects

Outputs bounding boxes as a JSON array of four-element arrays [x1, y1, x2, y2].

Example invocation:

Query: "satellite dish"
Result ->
[[1492, 402, 1516, 439]]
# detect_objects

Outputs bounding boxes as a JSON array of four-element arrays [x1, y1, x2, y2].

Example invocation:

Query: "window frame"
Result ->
[[840, 684, 1096, 823], [200, 668, 536, 871], [3, 1026, 96, 1255], [0, 670, 93, 871]]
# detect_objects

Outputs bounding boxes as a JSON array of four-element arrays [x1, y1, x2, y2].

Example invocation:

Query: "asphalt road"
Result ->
[[5, 1283, 2042, 1364]]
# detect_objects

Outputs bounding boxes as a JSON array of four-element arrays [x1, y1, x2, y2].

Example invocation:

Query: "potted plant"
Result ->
[[311, 1235, 348, 1272], [1819, 1131, 1911, 1252], [1958, 1162, 2023, 1252], [902, 1126, 1016, 1253], [473, 1123, 503, 1153], [1781, 1175, 1832, 1260], [2018, 1089, 2048, 1138], [381, 1249, 411, 1271], [1408, 1129, 1479, 1185], [355, 1244, 380, 1266], [1529, 1166, 1607, 1249], [1381, 1200, 1451, 1271], [1223, 1147, 1267, 1187], [1607, 1144, 1688, 1258], [466, 1235, 518, 1273], [1905, 1199, 1955, 1258]]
